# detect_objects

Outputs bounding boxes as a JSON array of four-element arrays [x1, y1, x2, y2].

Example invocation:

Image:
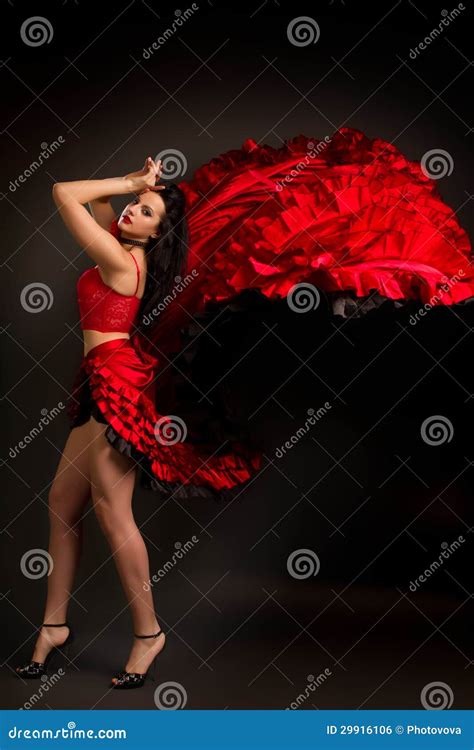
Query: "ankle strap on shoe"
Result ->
[[42, 622, 68, 627], [134, 629, 163, 638]]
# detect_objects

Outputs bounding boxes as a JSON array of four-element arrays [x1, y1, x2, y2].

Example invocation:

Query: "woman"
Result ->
[[14, 127, 474, 690], [15, 156, 262, 690]]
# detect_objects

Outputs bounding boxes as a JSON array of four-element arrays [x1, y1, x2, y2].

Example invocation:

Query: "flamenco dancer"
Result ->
[[15, 127, 474, 689]]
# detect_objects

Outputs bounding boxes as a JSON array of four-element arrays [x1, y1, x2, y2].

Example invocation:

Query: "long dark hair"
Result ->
[[128, 183, 190, 353]]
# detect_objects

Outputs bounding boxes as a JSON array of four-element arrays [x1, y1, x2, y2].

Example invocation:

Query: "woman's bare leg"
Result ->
[[29, 421, 92, 663], [88, 416, 165, 677]]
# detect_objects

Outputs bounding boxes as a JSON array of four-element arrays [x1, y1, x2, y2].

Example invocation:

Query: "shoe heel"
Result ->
[[49, 632, 74, 666], [150, 656, 157, 682], [58, 626, 74, 658], [150, 633, 165, 681]]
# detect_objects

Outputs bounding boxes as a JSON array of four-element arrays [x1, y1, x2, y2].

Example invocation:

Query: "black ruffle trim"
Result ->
[[102, 423, 237, 503]]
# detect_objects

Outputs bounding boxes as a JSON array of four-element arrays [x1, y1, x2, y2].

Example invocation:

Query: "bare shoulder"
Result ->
[[98, 249, 146, 297]]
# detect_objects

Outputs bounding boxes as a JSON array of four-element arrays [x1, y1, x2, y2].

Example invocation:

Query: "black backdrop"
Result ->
[[1, 0, 472, 710]]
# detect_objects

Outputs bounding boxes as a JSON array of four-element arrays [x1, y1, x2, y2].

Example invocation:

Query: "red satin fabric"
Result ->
[[67, 338, 261, 496], [114, 127, 474, 364], [179, 126, 474, 306]]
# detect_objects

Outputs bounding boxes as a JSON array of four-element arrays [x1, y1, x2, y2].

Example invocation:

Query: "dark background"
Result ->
[[1, 0, 472, 710]]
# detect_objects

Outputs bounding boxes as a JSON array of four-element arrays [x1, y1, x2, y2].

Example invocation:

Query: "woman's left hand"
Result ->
[[125, 157, 165, 194]]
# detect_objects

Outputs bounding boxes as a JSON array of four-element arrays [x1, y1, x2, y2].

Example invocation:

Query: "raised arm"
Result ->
[[89, 195, 116, 232], [52, 175, 133, 272], [52, 158, 164, 272]]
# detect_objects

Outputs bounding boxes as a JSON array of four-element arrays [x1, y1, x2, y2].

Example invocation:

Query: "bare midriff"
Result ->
[[83, 330, 130, 357]]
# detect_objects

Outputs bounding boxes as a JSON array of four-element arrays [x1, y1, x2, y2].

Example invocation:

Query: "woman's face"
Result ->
[[118, 190, 166, 241]]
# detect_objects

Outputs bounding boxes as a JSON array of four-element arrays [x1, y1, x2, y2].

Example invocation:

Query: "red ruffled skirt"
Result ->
[[127, 127, 474, 367], [177, 127, 474, 313], [66, 338, 262, 502]]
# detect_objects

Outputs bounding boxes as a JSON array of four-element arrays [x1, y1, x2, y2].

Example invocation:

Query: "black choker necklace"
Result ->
[[120, 237, 149, 249]]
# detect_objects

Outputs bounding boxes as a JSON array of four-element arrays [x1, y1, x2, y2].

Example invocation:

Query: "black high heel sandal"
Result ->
[[15, 622, 74, 679], [110, 628, 166, 690]]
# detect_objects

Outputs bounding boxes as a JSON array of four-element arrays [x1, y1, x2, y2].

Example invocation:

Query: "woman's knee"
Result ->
[[92, 494, 131, 539]]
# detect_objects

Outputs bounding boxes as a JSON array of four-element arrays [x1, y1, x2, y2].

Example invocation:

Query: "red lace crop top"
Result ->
[[77, 253, 142, 333]]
